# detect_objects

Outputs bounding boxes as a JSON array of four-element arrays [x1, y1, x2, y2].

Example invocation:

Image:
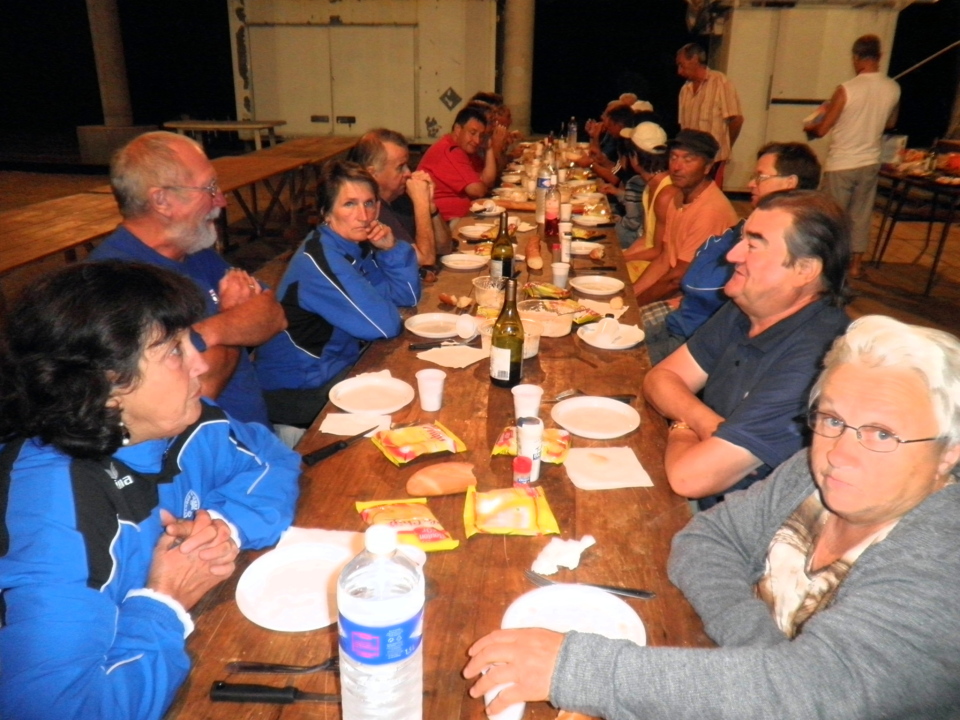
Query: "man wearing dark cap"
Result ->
[[632, 129, 737, 303]]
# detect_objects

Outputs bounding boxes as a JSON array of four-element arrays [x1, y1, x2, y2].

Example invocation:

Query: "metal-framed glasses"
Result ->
[[750, 171, 785, 184], [164, 179, 220, 198], [807, 410, 942, 453]]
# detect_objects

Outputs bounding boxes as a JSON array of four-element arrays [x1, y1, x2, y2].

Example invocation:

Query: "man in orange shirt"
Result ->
[[632, 130, 738, 303]]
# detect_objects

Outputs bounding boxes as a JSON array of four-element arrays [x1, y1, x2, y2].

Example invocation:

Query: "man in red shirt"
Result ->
[[418, 105, 506, 222]]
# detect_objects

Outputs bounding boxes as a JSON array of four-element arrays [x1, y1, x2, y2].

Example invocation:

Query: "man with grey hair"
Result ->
[[804, 34, 900, 279], [643, 190, 850, 509], [90, 131, 286, 428], [676, 42, 743, 189], [348, 129, 452, 269]]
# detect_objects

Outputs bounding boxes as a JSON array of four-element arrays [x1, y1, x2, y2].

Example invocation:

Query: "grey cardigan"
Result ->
[[551, 450, 960, 719]]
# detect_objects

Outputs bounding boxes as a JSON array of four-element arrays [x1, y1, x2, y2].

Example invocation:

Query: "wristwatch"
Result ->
[[669, 421, 693, 432]]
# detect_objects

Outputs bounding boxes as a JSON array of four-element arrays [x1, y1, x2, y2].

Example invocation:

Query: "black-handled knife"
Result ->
[[210, 681, 340, 704], [587, 265, 618, 271], [301, 426, 378, 467], [408, 338, 480, 351]]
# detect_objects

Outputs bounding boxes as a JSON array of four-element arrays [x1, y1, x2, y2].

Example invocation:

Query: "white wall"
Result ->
[[719, 5, 900, 191], [227, 0, 496, 143]]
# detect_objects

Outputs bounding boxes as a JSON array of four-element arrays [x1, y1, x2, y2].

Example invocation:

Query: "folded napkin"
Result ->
[[318, 413, 391, 436], [578, 298, 627, 320], [517, 221, 536, 233], [564, 447, 652, 490], [531, 535, 596, 575], [356, 369, 392, 379], [417, 345, 489, 369]]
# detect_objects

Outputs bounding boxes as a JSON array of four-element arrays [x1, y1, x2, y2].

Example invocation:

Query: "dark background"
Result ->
[[0, 0, 957, 160]]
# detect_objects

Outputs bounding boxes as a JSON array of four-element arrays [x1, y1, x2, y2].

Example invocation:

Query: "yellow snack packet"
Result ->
[[463, 486, 560, 538], [372, 421, 466, 467], [523, 281, 571, 300], [356, 497, 459, 552], [491, 426, 571, 464]]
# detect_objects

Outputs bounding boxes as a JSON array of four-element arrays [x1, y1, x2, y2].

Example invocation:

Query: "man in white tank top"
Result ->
[[804, 35, 900, 279]]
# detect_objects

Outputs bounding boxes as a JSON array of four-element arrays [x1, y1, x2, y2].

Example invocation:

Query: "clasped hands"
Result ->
[[147, 508, 239, 611]]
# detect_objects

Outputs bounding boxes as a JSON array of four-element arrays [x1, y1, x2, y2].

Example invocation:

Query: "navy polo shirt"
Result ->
[[687, 297, 849, 508]]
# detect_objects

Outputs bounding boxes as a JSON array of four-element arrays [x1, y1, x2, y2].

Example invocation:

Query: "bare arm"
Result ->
[[405, 172, 439, 266], [886, 103, 899, 131], [804, 85, 846, 138], [726, 115, 744, 147], [633, 259, 689, 305], [644, 346, 763, 498]]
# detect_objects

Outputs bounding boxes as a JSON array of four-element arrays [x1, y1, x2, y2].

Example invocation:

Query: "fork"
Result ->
[[523, 569, 655, 600], [225, 655, 339, 675]]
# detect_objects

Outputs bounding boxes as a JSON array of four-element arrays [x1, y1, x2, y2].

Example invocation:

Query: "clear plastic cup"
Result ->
[[473, 276, 506, 310], [479, 320, 495, 353], [521, 318, 542, 359]]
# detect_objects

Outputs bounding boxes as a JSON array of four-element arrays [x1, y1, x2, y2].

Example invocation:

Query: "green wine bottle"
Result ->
[[490, 278, 524, 388], [489, 211, 514, 280]]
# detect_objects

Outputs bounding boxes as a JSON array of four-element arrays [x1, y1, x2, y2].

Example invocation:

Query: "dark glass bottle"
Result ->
[[490, 212, 514, 280], [489, 279, 524, 388]]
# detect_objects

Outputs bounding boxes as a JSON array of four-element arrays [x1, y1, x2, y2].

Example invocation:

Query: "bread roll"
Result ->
[[406, 461, 477, 496]]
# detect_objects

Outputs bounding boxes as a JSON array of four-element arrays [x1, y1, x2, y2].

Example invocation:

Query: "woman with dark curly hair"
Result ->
[[0, 261, 300, 720]]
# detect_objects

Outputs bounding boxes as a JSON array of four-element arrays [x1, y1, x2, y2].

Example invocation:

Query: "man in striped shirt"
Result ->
[[677, 43, 744, 189]]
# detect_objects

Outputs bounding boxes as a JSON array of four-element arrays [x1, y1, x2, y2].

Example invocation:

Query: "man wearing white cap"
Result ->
[[614, 122, 672, 249]]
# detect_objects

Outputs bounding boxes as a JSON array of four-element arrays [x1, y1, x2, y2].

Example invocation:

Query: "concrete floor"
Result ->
[[3, 169, 960, 336]]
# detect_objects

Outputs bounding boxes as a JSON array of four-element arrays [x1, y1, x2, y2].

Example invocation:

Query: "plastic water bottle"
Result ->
[[338, 525, 425, 720], [567, 116, 578, 146], [535, 163, 552, 224]]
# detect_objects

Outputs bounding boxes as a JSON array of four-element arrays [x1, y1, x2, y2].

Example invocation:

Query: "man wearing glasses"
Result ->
[[90, 131, 286, 429], [643, 190, 850, 510], [641, 142, 822, 364]]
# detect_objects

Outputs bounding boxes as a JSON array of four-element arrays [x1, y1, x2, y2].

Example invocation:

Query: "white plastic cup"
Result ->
[[551, 262, 570, 290], [521, 318, 542, 360], [559, 202, 573, 221], [479, 320, 495, 353], [511, 385, 543, 419], [415, 369, 446, 412], [557, 167, 569, 183], [485, 680, 525, 720]]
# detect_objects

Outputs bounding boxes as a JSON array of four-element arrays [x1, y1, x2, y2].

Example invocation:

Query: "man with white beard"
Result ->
[[90, 131, 286, 428]]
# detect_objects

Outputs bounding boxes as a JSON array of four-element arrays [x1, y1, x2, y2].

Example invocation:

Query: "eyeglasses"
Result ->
[[807, 410, 942, 453], [750, 172, 785, 184], [164, 179, 221, 198]]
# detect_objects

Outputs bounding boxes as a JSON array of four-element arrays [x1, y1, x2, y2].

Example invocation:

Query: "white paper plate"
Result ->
[[568, 276, 626, 296], [578, 324, 645, 350], [404, 312, 460, 338], [473, 204, 506, 217], [551, 396, 641, 439], [573, 215, 610, 227], [236, 542, 354, 632], [500, 173, 522, 183], [570, 240, 603, 256], [440, 253, 490, 271], [572, 192, 605, 203], [459, 224, 495, 239], [502, 584, 646, 645], [328, 375, 415, 414]]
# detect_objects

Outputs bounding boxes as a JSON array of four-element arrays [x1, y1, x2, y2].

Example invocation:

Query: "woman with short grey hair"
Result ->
[[465, 314, 960, 719]]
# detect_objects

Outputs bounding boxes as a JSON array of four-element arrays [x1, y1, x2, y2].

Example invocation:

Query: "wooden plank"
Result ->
[[163, 216, 711, 720]]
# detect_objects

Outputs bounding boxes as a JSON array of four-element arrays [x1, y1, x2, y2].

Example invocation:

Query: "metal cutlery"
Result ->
[[225, 656, 339, 675], [524, 569, 655, 600], [301, 426, 378, 466], [210, 681, 340, 704], [408, 337, 481, 351], [543, 389, 637, 404]]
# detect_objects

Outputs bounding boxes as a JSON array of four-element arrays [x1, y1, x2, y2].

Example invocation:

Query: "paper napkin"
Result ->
[[531, 535, 597, 575], [416, 345, 489, 369], [578, 298, 628, 320], [318, 413, 391, 436], [564, 447, 652, 490]]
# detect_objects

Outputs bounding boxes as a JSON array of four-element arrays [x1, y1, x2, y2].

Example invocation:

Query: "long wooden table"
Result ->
[[0, 137, 357, 292], [163, 218, 711, 720], [163, 120, 288, 151]]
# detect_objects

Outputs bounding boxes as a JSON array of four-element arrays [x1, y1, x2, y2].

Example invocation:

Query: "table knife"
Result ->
[[210, 681, 339, 704], [587, 265, 618, 271], [408, 338, 479, 351], [301, 426, 379, 467]]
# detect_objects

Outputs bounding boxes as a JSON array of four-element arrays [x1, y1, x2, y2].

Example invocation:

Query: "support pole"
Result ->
[[502, 0, 535, 136]]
